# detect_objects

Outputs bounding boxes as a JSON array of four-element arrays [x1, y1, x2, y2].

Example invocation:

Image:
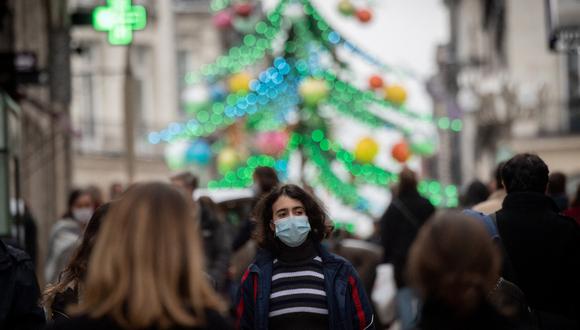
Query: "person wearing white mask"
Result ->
[[236, 184, 375, 330], [45, 189, 94, 284]]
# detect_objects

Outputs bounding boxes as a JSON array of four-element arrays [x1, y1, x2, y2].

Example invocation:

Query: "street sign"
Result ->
[[93, 0, 147, 46]]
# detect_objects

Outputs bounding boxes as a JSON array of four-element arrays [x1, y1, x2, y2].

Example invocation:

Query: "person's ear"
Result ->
[[270, 221, 276, 232]]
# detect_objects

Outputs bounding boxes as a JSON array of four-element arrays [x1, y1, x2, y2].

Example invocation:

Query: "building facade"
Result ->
[[438, 0, 580, 190], [0, 0, 72, 272], [69, 0, 222, 195]]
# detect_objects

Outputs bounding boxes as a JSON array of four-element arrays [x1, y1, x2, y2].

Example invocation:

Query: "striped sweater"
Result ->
[[269, 256, 328, 330]]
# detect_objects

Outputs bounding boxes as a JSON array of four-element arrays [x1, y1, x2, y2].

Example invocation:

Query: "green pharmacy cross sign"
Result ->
[[93, 0, 147, 45]]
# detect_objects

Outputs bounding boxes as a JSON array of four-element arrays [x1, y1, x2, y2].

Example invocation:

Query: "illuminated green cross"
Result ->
[[93, 0, 147, 45]]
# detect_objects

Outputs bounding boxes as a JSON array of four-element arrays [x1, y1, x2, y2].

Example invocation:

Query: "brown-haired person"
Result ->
[[46, 182, 231, 330], [44, 203, 111, 320], [407, 212, 516, 330], [235, 184, 375, 330]]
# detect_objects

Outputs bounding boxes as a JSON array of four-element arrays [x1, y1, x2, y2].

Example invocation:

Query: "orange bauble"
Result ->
[[368, 75, 384, 89], [392, 141, 411, 163], [356, 9, 372, 23]]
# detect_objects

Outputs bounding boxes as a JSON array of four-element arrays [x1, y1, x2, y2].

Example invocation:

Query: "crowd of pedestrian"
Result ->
[[1, 154, 579, 330]]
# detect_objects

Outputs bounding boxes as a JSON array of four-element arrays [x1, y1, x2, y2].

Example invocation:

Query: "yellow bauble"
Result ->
[[354, 137, 379, 164], [384, 84, 408, 106], [299, 78, 329, 107], [228, 72, 252, 94], [217, 148, 239, 174]]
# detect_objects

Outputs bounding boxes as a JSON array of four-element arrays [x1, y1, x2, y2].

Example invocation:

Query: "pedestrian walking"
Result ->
[[493, 153, 580, 328], [45, 182, 231, 330], [547, 171, 569, 212], [44, 203, 111, 320], [380, 168, 434, 329], [473, 162, 506, 214], [232, 166, 280, 253], [171, 172, 231, 292], [235, 184, 375, 330], [407, 212, 516, 330], [45, 189, 94, 284]]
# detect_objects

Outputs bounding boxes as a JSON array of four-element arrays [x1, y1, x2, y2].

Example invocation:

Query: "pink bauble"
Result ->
[[256, 131, 289, 156], [213, 11, 233, 29]]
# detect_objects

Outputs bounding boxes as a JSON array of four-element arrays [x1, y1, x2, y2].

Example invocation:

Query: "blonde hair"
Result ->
[[407, 211, 501, 315], [73, 182, 224, 328]]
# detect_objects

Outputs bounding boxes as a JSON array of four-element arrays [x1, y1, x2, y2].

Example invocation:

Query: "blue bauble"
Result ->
[[185, 140, 211, 166], [210, 84, 227, 102]]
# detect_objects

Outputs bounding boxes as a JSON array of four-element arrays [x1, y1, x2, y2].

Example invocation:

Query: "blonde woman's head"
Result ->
[[75, 182, 223, 329]]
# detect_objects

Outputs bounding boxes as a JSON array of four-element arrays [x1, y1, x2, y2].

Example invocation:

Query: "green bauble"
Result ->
[[299, 78, 329, 107], [410, 141, 436, 156], [338, 0, 355, 16]]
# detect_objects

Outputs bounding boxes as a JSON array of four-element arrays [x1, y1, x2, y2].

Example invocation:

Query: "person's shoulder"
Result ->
[[51, 218, 81, 234], [5, 244, 32, 264], [322, 251, 355, 272]]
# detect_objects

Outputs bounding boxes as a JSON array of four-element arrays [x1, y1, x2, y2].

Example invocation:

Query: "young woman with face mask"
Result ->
[[45, 189, 94, 284], [235, 184, 375, 330]]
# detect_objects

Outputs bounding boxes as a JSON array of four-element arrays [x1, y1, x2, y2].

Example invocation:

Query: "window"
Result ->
[[71, 44, 97, 149], [130, 45, 155, 156]]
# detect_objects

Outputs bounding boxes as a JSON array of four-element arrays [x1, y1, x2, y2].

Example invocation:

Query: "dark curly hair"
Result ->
[[254, 184, 333, 253], [501, 153, 549, 194]]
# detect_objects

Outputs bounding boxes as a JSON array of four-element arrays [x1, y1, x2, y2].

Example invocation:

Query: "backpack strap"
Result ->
[[391, 199, 420, 228]]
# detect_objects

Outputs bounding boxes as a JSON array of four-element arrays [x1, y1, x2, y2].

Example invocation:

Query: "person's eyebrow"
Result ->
[[275, 208, 288, 215]]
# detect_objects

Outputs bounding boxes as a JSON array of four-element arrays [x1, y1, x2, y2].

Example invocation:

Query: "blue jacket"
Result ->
[[235, 244, 375, 330]]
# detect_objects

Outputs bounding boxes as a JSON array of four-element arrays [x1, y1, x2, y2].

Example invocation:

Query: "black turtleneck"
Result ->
[[269, 238, 328, 330], [275, 237, 317, 262]]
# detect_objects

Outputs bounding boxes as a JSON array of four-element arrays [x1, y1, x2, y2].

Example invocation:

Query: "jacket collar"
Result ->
[[502, 192, 559, 212], [252, 241, 343, 270]]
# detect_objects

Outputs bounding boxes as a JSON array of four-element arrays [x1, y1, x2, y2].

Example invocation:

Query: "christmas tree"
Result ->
[[149, 0, 460, 228]]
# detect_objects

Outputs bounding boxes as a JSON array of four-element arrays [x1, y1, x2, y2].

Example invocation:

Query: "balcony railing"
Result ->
[[72, 120, 166, 159]]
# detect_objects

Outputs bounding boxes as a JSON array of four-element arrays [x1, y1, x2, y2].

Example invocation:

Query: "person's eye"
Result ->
[[295, 209, 305, 215]]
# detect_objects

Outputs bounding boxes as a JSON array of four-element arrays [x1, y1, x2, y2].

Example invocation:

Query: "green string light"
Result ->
[[185, 0, 289, 84], [210, 0, 231, 12]]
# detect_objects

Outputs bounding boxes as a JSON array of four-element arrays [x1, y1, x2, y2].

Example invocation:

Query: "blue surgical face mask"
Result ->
[[274, 215, 311, 247]]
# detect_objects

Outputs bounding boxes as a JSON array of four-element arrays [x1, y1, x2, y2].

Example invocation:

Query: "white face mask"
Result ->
[[72, 207, 93, 224]]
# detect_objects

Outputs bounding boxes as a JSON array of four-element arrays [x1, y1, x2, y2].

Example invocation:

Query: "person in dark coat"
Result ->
[[495, 153, 580, 328], [0, 239, 45, 329], [379, 168, 435, 329], [380, 167, 435, 287], [171, 172, 231, 292], [407, 212, 517, 330], [232, 166, 280, 252]]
